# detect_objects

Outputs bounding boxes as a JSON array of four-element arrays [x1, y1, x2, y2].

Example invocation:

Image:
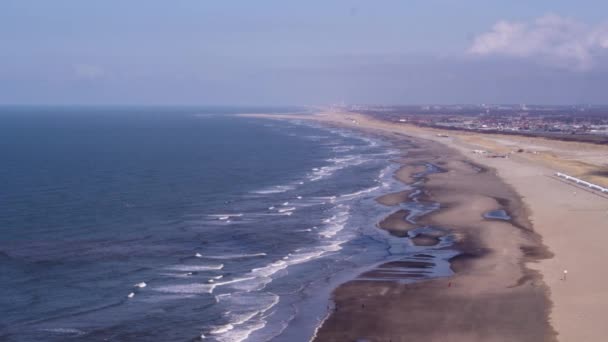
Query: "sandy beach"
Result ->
[[242, 111, 608, 341]]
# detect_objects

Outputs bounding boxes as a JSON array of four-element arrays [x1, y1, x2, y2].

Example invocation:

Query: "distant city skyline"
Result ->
[[3, 1, 608, 105]]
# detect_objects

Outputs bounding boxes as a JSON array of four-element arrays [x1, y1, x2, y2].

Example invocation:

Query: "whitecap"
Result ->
[[209, 292, 279, 342], [166, 264, 224, 272], [206, 214, 243, 223], [251, 185, 295, 195], [210, 324, 234, 335], [203, 253, 267, 260], [339, 186, 380, 199], [154, 277, 254, 295], [41, 328, 85, 336]]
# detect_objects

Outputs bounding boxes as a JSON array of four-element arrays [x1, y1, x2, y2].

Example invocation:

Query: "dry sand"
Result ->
[[242, 112, 608, 341]]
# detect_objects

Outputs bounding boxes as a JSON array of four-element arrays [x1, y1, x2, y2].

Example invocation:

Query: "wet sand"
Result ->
[[375, 190, 413, 206], [314, 136, 555, 342], [242, 112, 608, 341]]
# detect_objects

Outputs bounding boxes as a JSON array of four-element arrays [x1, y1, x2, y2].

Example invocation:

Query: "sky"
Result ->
[[2, 0, 608, 105]]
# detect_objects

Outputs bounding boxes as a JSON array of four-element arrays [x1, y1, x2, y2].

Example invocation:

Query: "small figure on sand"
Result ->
[[562, 269, 568, 281]]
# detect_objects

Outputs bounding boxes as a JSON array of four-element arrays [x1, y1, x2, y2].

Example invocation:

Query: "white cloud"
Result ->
[[73, 64, 105, 80], [469, 14, 608, 70]]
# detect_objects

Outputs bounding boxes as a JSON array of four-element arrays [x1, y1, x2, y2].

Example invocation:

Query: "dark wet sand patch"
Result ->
[[378, 209, 414, 236], [379, 261, 435, 269], [360, 271, 428, 279], [411, 234, 441, 246], [375, 190, 413, 206]]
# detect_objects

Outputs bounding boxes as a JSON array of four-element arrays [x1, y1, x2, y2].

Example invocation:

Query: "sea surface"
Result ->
[[0, 107, 437, 341]]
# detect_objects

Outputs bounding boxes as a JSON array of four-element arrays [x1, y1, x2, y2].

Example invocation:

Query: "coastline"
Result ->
[[314, 126, 555, 341], [242, 111, 608, 341]]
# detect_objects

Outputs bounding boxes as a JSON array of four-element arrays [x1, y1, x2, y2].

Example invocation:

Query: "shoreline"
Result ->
[[241, 111, 608, 341], [313, 124, 555, 341]]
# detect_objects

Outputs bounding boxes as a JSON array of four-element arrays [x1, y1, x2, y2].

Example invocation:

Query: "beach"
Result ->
[[244, 111, 608, 341]]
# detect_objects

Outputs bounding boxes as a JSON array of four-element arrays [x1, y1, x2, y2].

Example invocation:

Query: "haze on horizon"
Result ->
[[3, 0, 608, 106]]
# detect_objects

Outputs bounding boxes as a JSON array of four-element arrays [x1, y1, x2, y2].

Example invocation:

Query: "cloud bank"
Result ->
[[469, 14, 608, 70]]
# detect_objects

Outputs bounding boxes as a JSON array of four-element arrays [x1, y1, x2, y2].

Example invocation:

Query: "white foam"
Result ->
[[211, 321, 266, 342], [251, 185, 295, 195], [155, 277, 255, 295], [128, 292, 135, 298], [307, 155, 369, 182], [250, 260, 288, 278], [339, 186, 380, 199], [209, 292, 279, 342], [203, 253, 267, 260], [208, 214, 243, 218], [332, 145, 355, 153], [244, 246, 338, 285], [166, 264, 224, 272], [158, 272, 193, 279], [41, 328, 85, 336], [210, 324, 234, 334], [277, 207, 296, 213], [134, 282, 147, 288], [319, 204, 350, 238]]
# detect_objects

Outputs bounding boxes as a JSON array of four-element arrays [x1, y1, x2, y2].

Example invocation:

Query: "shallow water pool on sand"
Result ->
[[484, 209, 512, 221]]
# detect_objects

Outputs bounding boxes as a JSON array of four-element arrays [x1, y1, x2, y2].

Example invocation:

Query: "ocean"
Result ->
[[1, 106, 418, 341]]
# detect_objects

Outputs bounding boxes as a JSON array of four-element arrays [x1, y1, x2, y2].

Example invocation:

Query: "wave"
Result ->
[[165, 264, 224, 272], [208, 214, 244, 218], [331, 145, 355, 153], [208, 292, 280, 342], [154, 276, 255, 295], [338, 186, 381, 200], [209, 321, 266, 342], [203, 253, 267, 260], [251, 184, 295, 195], [319, 204, 350, 238], [41, 328, 85, 336], [230, 238, 347, 293], [307, 155, 369, 182]]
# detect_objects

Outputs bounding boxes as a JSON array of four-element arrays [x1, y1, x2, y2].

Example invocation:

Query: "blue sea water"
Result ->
[[0, 106, 419, 341]]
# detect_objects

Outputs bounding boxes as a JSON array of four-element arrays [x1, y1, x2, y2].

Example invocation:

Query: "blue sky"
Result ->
[[2, 0, 608, 105]]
